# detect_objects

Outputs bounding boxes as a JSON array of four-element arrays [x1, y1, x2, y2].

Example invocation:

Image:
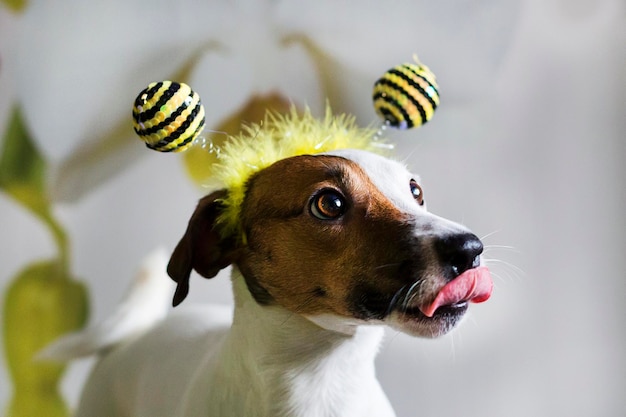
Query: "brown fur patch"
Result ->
[[237, 154, 422, 318]]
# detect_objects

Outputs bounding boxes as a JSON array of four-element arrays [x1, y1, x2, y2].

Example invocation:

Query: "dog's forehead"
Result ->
[[325, 149, 419, 214]]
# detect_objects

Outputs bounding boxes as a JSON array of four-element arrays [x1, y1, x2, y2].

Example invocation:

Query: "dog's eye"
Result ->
[[310, 190, 346, 220], [410, 179, 424, 206]]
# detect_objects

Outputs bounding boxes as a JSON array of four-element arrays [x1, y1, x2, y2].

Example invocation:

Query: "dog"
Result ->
[[43, 147, 492, 417]]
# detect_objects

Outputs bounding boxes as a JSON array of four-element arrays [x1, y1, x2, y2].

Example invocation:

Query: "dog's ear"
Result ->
[[167, 190, 237, 306]]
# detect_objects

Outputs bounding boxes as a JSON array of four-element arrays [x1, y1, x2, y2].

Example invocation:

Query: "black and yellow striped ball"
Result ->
[[132, 81, 205, 152], [373, 62, 439, 130]]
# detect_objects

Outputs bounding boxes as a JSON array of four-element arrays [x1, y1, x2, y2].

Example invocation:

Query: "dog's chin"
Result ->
[[387, 302, 469, 338], [306, 303, 469, 338]]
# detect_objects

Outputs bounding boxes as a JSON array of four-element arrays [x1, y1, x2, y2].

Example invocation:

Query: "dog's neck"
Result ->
[[200, 268, 389, 417]]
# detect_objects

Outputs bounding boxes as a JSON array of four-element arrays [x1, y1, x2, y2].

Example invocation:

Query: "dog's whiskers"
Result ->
[[385, 277, 426, 317], [399, 280, 424, 313], [479, 229, 502, 241], [483, 244, 520, 253], [373, 262, 402, 271], [403, 287, 422, 311], [480, 228, 518, 256], [385, 285, 408, 317], [481, 236, 524, 283], [482, 257, 525, 282]]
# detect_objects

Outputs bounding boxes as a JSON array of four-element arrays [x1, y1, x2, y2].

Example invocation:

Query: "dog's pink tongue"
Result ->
[[419, 266, 493, 318]]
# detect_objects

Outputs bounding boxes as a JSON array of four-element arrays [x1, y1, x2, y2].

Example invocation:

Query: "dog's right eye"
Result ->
[[310, 190, 346, 220], [410, 179, 424, 206]]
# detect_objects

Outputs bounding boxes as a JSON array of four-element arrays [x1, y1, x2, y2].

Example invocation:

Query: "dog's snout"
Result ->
[[435, 233, 483, 279]]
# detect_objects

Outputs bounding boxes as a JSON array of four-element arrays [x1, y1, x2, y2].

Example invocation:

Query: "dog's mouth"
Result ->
[[419, 266, 492, 317], [392, 266, 493, 337], [403, 301, 469, 318], [397, 302, 470, 338]]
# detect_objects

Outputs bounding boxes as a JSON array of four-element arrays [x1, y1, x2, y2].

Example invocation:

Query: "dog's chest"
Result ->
[[175, 285, 395, 417]]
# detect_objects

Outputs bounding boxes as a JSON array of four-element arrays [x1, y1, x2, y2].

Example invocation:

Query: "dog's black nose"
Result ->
[[435, 233, 484, 279]]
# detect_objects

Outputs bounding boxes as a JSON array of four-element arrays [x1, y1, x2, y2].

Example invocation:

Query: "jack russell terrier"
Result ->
[[43, 112, 492, 417]]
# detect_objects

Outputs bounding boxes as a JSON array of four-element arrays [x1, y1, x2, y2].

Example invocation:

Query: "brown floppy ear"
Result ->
[[167, 189, 237, 307]]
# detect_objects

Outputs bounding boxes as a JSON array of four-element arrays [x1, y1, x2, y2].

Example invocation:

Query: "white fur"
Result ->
[[63, 268, 393, 417], [328, 149, 420, 214]]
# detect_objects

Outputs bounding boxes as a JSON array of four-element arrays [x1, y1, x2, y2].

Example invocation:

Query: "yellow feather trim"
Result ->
[[207, 105, 389, 238]]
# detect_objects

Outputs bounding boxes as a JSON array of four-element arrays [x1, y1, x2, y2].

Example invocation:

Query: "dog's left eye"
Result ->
[[410, 179, 424, 206], [310, 190, 346, 220]]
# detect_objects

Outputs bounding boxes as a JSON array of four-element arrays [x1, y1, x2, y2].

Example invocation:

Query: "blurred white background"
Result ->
[[1, 1, 624, 416]]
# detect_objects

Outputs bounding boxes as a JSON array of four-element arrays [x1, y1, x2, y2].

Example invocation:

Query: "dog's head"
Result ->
[[168, 148, 492, 338]]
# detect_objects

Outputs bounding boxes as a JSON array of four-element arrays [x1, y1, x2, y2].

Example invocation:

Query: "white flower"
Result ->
[[5, 0, 521, 202]]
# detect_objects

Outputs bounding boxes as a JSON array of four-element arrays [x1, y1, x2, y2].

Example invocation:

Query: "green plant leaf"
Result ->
[[0, 107, 47, 209], [1, 0, 28, 13], [0, 106, 68, 266], [3, 259, 89, 417]]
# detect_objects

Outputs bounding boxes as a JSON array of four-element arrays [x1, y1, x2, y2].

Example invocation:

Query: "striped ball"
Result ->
[[373, 62, 439, 130], [132, 81, 205, 152]]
